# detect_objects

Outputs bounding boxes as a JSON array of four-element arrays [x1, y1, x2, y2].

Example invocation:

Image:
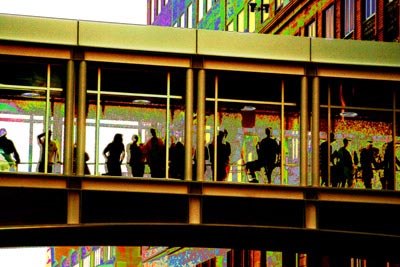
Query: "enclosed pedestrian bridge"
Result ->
[[1, 13, 400, 265]]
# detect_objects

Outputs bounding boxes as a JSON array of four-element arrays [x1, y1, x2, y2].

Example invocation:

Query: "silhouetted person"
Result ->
[[145, 128, 165, 178], [359, 139, 380, 189], [0, 128, 20, 171], [169, 140, 185, 179], [258, 127, 280, 184], [128, 134, 145, 177], [126, 135, 135, 176], [38, 130, 60, 173], [103, 133, 125, 176], [336, 138, 356, 188], [73, 144, 90, 175], [320, 132, 337, 186], [223, 129, 232, 179], [209, 130, 231, 181], [382, 141, 400, 190]]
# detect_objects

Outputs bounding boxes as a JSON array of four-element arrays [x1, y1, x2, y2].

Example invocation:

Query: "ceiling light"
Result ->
[[340, 111, 358, 117], [133, 99, 151, 104], [21, 92, 41, 97], [241, 105, 256, 111]]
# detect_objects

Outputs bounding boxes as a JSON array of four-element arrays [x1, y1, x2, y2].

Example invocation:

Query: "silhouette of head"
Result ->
[[114, 133, 123, 143], [0, 128, 6, 137], [218, 131, 225, 141], [265, 127, 272, 137], [343, 138, 351, 146], [150, 128, 157, 137]]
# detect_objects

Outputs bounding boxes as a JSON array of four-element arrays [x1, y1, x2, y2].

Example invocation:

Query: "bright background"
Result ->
[[0, 247, 49, 267], [0, 1, 146, 264], [0, 0, 147, 24]]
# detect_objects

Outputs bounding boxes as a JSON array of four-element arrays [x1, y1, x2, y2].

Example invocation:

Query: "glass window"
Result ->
[[365, 0, 376, 18], [204, 71, 300, 185], [207, 0, 212, 12], [307, 20, 316, 37], [227, 20, 234, 31], [0, 60, 65, 174], [238, 9, 245, 32], [180, 13, 186, 27], [262, 0, 270, 21], [188, 3, 193, 28], [151, 0, 156, 23], [86, 65, 186, 178], [344, 0, 355, 36], [249, 5, 256, 32], [324, 5, 335, 39], [319, 78, 398, 189], [199, 0, 204, 21], [276, 0, 284, 10]]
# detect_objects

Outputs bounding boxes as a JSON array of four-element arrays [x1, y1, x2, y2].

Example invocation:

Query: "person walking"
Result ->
[[103, 133, 125, 176], [257, 127, 280, 184], [336, 138, 357, 188], [0, 128, 21, 171], [37, 130, 60, 173], [360, 139, 380, 189]]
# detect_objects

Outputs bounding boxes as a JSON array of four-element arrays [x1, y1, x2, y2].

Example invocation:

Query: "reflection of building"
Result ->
[[150, 0, 399, 41], [1, 13, 400, 267]]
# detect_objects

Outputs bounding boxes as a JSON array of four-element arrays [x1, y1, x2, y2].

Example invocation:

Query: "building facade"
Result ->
[[1, 13, 400, 267], [149, 0, 400, 41]]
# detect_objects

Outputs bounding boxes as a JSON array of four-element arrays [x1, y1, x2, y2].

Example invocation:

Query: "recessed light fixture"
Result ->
[[21, 92, 41, 97], [133, 99, 151, 104], [340, 111, 358, 117], [241, 105, 256, 111]]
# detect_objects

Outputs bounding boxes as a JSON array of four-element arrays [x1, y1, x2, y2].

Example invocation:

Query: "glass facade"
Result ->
[[0, 57, 399, 190]]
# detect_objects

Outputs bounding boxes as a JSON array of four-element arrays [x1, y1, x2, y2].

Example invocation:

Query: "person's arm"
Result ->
[[103, 144, 110, 159], [120, 150, 126, 164], [37, 132, 45, 144]]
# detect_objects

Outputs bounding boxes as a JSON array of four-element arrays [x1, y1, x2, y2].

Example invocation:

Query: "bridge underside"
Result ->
[[0, 173, 399, 261]]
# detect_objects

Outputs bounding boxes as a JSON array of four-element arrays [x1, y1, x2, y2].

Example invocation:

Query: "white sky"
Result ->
[[0, 247, 48, 267], [0, 0, 147, 24], [0, 1, 147, 265]]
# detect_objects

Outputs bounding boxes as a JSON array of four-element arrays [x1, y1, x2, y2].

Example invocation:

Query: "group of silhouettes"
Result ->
[[104, 128, 175, 178], [0, 128, 63, 173], [320, 133, 400, 190], [0, 126, 282, 183], [104, 128, 233, 180], [4, 125, 397, 189]]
